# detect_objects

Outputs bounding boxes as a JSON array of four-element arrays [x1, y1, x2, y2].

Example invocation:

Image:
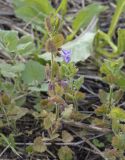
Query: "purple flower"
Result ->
[[61, 49, 72, 63]]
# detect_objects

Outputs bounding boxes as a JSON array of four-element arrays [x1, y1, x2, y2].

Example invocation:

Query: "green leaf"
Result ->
[[43, 112, 56, 130], [58, 146, 73, 160], [0, 30, 18, 52], [95, 29, 125, 58], [0, 30, 36, 55], [109, 107, 125, 121], [72, 3, 106, 34], [33, 137, 47, 153], [7, 105, 29, 120], [26, 145, 33, 153], [116, 29, 125, 55], [39, 32, 95, 63], [61, 105, 73, 119], [100, 58, 125, 86], [13, 0, 55, 33], [12, 63, 25, 73], [0, 133, 21, 157], [92, 139, 104, 148], [21, 60, 45, 84], [61, 32, 95, 62], [112, 133, 125, 150], [116, 73, 125, 90], [100, 58, 124, 76], [56, 0, 68, 16], [17, 35, 36, 55], [62, 130, 73, 143], [108, 0, 125, 37], [0, 62, 25, 78], [0, 63, 17, 78], [60, 62, 78, 78], [73, 76, 84, 90], [28, 83, 48, 92]]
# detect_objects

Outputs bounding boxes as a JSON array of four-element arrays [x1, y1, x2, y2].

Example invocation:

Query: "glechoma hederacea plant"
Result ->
[[0, 0, 125, 159]]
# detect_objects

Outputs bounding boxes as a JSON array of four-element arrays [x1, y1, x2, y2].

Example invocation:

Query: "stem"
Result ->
[[56, 104, 59, 119], [1, 104, 10, 126], [73, 95, 78, 111], [108, 85, 114, 109], [51, 53, 54, 82], [108, 1, 125, 38]]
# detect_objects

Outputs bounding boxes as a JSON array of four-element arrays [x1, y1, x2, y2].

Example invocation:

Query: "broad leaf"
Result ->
[[100, 58, 124, 76], [58, 146, 73, 160], [0, 61, 25, 78], [43, 112, 56, 130], [0, 30, 36, 56], [33, 137, 47, 153], [62, 130, 73, 143], [17, 35, 36, 55], [0, 30, 18, 52], [39, 32, 95, 63], [61, 105, 73, 119], [7, 105, 29, 120], [21, 60, 45, 84], [112, 133, 125, 150], [109, 107, 125, 121], [13, 0, 55, 33], [100, 58, 125, 88]]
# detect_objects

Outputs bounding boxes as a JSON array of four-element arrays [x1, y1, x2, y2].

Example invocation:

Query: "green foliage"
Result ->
[[33, 136, 47, 153], [7, 105, 29, 120], [58, 146, 73, 160], [92, 139, 104, 148], [43, 112, 56, 130], [100, 58, 125, 89], [94, 0, 125, 58], [61, 105, 73, 119], [0, 30, 18, 52], [0, 61, 25, 78], [16, 35, 36, 55], [21, 60, 45, 84], [71, 3, 106, 39], [56, 0, 68, 16], [62, 130, 73, 142], [73, 76, 84, 90], [13, 0, 55, 33], [98, 89, 123, 107], [112, 133, 125, 150], [94, 29, 125, 58], [1, 0, 125, 159], [0, 30, 36, 56], [60, 62, 78, 79], [109, 107, 125, 121], [0, 133, 21, 157], [40, 32, 95, 63]]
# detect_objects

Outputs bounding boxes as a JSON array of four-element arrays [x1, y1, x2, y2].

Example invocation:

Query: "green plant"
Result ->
[[94, 0, 125, 58], [93, 1, 125, 159], [1, 0, 125, 159]]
